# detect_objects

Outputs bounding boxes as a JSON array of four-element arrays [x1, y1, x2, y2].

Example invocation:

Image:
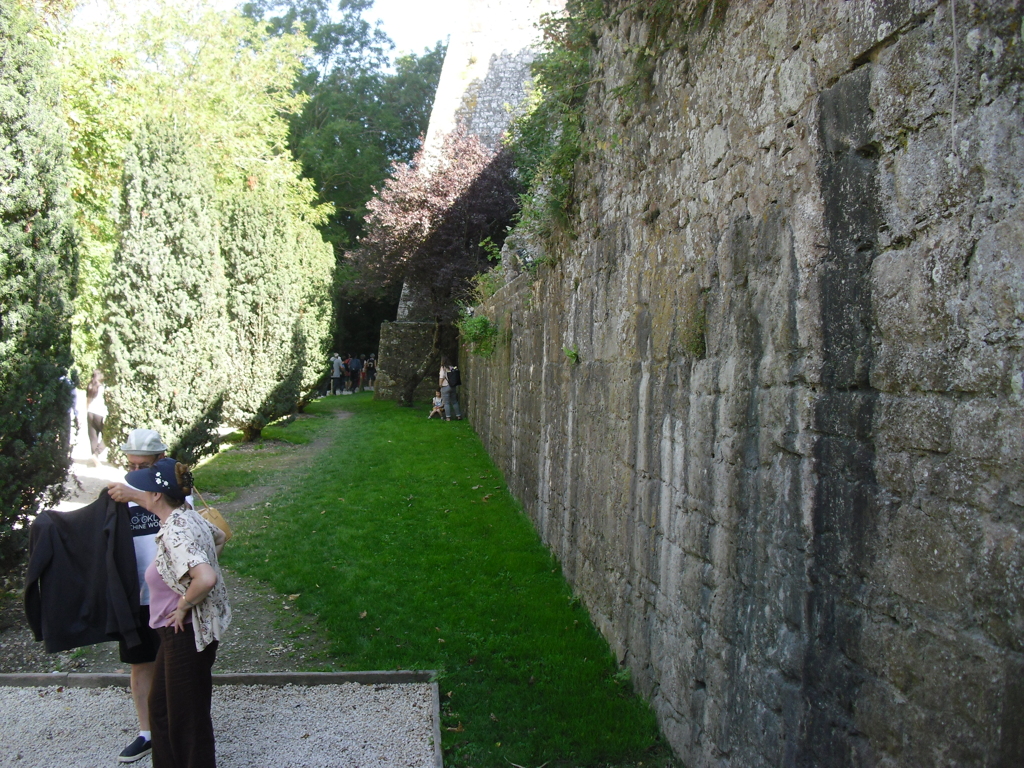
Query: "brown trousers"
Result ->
[[151, 623, 218, 768]]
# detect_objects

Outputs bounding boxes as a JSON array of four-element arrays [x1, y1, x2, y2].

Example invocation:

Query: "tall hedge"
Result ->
[[221, 188, 335, 439], [0, 0, 78, 556], [290, 217, 335, 398], [221, 188, 301, 440], [102, 120, 227, 463]]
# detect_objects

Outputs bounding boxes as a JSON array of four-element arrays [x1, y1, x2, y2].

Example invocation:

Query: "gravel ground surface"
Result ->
[[0, 683, 437, 768]]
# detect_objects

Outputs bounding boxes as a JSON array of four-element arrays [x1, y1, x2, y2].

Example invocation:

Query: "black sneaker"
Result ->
[[118, 736, 152, 763]]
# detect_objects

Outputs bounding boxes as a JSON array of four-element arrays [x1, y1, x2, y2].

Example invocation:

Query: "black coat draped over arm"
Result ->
[[24, 489, 141, 653]]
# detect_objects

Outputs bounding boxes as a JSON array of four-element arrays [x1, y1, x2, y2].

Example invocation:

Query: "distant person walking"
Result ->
[[349, 354, 364, 392], [330, 353, 343, 396], [86, 369, 107, 466], [439, 356, 462, 421], [364, 354, 376, 391]]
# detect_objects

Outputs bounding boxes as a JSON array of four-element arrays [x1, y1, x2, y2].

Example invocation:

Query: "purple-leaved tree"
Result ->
[[350, 127, 520, 404]]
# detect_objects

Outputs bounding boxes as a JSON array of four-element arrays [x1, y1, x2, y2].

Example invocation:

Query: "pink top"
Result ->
[[145, 561, 190, 629]]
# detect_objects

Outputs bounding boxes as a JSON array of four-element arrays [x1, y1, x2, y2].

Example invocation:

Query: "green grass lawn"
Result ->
[[195, 394, 676, 768]]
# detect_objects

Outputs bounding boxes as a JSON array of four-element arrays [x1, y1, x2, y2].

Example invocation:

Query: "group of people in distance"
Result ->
[[27, 429, 230, 767], [329, 352, 375, 395]]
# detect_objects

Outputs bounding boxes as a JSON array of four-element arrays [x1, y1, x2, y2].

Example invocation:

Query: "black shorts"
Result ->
[[119, 605, 161, 664]]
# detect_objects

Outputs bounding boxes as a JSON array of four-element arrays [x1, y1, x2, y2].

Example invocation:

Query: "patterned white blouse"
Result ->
[[154, 506, 231, 651]]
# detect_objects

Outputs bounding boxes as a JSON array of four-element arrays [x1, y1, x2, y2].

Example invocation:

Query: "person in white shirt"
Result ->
[[106, 429, 172, 763]]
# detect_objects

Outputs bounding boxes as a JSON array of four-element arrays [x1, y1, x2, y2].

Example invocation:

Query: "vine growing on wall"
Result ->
[[506, 0, 729, 246]]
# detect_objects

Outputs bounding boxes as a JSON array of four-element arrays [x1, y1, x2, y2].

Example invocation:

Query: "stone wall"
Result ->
[[463, 2, 1023, 765]]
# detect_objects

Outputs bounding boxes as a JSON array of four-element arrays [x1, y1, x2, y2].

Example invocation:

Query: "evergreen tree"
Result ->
[[102, 121, 227, 463], [220, 188, 322, 440], [290, 216, 336, 401], [0, 0, 78, 557]]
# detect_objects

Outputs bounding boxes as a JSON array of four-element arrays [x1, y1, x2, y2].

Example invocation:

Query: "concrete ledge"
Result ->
[[0, 670, 435, 688]]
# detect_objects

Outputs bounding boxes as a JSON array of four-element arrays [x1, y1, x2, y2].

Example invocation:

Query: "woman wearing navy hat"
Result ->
[[123, 457, 230, 768]]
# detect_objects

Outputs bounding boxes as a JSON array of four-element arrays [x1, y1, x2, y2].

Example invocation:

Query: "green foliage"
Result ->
[[457, 314, 500, 358], [507, 0, 729, 242], [202, 396, 674, 767], [57, 0, 324, 373], [220, 189, 328, 440], [289, 215, 336, 398], [468, 266, 506, 304], [243, 0, 447, 355], [287, 41, 446, 253], [102, 121, 227, 464], [506, 0, 604, 242], [563, 344, 581, 365], [0, 0, 78, 555]]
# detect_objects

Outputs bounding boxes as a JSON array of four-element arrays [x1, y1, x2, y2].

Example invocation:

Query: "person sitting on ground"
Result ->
[[105, 429, 173, 763], [428, 391, 445, 419], [122, 458, 229, 768]]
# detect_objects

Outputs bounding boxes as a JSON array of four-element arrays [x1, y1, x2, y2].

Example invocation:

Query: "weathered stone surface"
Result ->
[[463, 1, 1023, 766], [374, 321, 439, 402]]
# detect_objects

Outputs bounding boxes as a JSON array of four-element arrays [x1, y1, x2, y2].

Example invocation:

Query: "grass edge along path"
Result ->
[[196, 395, 679, 768]]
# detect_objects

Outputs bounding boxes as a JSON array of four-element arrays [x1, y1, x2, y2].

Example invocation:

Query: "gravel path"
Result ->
[[0, 682, 438, 768]]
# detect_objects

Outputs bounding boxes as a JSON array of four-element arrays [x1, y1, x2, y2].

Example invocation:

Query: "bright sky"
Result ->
[[364, 0, 460, 57], [74, 0, 460, 61]]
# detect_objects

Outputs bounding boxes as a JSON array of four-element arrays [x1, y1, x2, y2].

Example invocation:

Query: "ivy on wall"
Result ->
[[505, 0, 729, 246]]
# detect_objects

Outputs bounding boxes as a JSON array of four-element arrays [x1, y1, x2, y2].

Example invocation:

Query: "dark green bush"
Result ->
[[289, 217, 335, 401], [0, 0, 79, 558], [102, 120, 227, 463], [456, 314, 500, 358], [220, 188, 334, 439], [220, 189, 302, 440]]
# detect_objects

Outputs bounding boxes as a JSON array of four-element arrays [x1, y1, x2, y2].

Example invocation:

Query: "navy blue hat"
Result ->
[[125, 457, 186, 501]]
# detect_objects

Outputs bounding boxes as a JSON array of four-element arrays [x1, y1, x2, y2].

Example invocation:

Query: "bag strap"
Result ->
[[192, 484, 212, 511]]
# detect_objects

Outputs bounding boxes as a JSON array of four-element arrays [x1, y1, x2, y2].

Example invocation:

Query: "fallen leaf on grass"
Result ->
[[482, 494, 492, 502], [472, 485, 482, 490], [288, 594, 300, 600], [445, 722, 464, 733], [490, 713, 498, 722], [359, 611, 367, 619], [320, 510, 326, 515]]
